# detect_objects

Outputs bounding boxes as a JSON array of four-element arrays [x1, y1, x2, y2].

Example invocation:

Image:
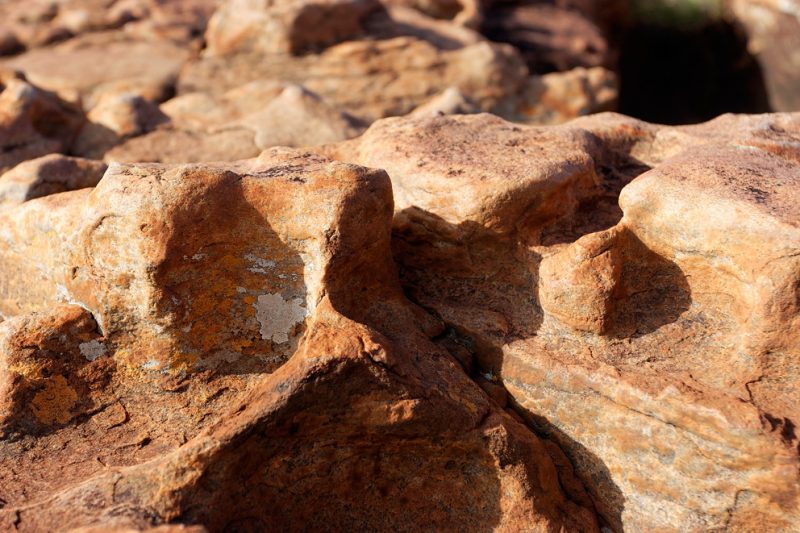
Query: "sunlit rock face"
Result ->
[[328, 111, 800, 532], [0, 147, 598, 533], [0, 0, 798, 531]]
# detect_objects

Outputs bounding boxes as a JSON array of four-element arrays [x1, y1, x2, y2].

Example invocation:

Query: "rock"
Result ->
[[0, 305, 111, 434], [481, 3, 609, 74], [117, 80, 364, 161], [0, 189, 89, 318], [726, 0, 800, 111], [0, 31, 190, 105], [72, 91, 170, 159], [326, 113, 600, 236], [409, 86, 480, 117], [180, 35, 531, 124], [324, 111, 800, 531], [235, 85, 366, 148], [160, 79, 287, 130], [204, 0, 381, 56], [0, 0, 220, 55], [0, 150, 598, 533], [0, 154, 107, 209], [522, 66, 618, 124], [538, 226, 623, 334], [108, 83, 364, 162], [180, 0, 615, 126], [382, 0, 482, 27], [0, 71, 85, 173], [103, 127, 261, 164]]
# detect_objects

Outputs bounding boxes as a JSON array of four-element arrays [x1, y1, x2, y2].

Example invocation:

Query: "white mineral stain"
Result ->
[[79, 339, 106, 361], [141, 359, 160, 370], [253, 293, 308, 343], [245, 253, 276, 272]]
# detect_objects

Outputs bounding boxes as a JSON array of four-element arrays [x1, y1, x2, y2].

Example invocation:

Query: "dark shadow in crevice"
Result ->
[[618, 18, 771, 124]]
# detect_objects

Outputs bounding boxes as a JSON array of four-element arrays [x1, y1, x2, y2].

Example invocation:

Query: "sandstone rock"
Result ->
[[0, 71, 85, 173], [0, 31, 190, 105], [0, 150, 598, 533], [382, 0, 482, 27], [482, 3, 609, 74], [0, 305, 111, 434], [72, 91, 170, 159], [0, 154, 107, 209], [205, 0, 381, 56], [408, 86, 480, 117], [326, 113, 601, 235], [180, 35, 531, 124], [522, 66, 618, 124], [727, 0, 800, 111], [160, 80, 288, 129], [325, 111, 800, 531], [236, 84, 366, 148], [0, 0, 220, 55], [182, 3, 617, 126], [109, 83, 364, 163], [104, 127, 261, 164]]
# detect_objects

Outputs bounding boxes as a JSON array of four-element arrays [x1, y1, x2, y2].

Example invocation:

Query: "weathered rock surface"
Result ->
[[0, 154, 107, 209], [0, 31, 190, 105], [107, 83, 365, 163], [72, 91, 170, 159], [0, 150, 598, 533], [727, 0, 800, 111], [326, 111, 800, 531], [0, 71, 85, 173], [178, 0, 616, 125], [0, 0, 797, 531], [0, 0, 220, 55]]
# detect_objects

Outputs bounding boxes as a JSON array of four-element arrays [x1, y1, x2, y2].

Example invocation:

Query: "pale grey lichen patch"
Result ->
[[79, 339, 106, 361], [254, 293, 308, 343], [245, 253, 276, 273], [141, 359, 160, 370]]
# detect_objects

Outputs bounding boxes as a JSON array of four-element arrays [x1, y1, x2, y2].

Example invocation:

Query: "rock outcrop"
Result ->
[[327, 111, 800, 531], [0, 150, 598, 533], [0, 70, 85, 173], [0, 1, 798, 532]]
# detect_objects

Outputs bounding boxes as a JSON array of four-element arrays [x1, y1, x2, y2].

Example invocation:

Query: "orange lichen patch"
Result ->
[[29, 375, 79, 425]]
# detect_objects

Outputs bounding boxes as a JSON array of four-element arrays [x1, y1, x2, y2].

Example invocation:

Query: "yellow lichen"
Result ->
[[30, 375, 79, 425]]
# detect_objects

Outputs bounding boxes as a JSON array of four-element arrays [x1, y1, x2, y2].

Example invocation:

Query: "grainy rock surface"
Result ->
[[326, 111, 800, 531], [0, 1, 798, 532]]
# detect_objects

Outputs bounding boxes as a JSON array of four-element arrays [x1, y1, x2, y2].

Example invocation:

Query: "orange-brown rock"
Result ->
[[0, 154, 107, 209], [727, 0, 800, 111], [0, 71, 85, 173], [0, 305, 111, 434], [205, 0, 381, 56], [0, 31, 190, 105], [72, 91, 170, 159], [178, 0, 616, 125], [0, 150, 598, 532], [325, 111, 800, 532], [107, 84, 364, 163]]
